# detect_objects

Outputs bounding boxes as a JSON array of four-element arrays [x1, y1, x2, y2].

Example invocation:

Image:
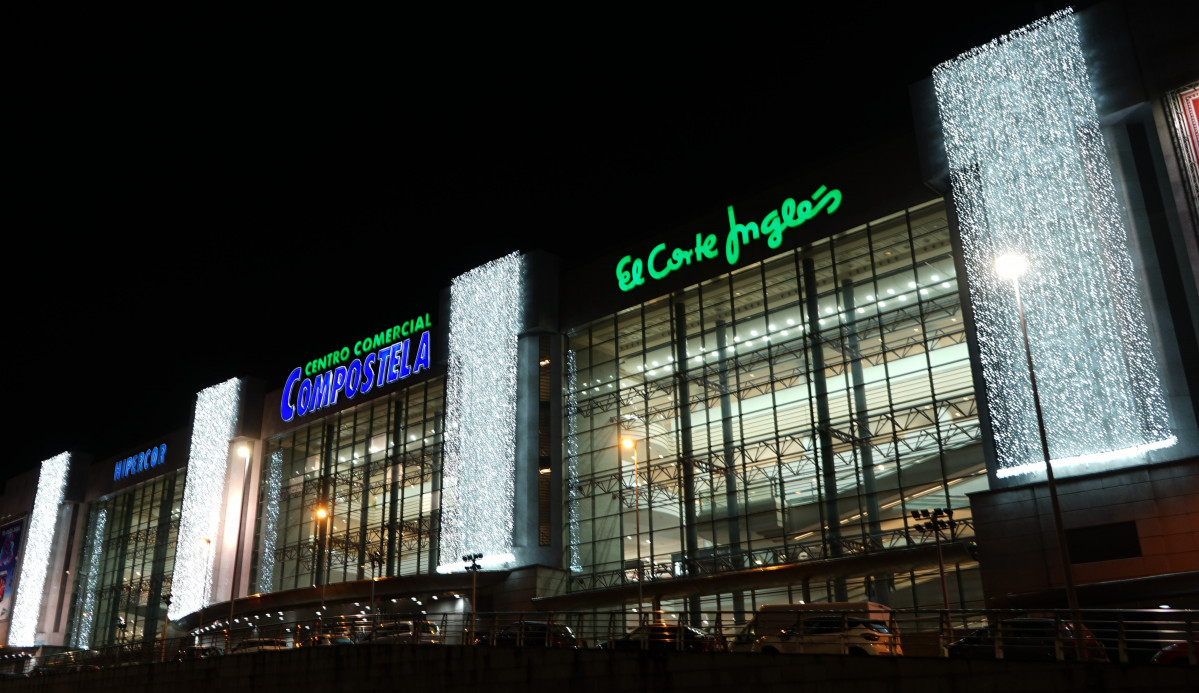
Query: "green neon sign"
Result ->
[[616, 185, 842, 292]]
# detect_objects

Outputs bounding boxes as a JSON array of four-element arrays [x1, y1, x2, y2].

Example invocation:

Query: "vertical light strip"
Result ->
[[256, 448, 283, 592], [71, 508, 106, 648], [933, 9, 1175, 477], [439, 252, 522, 571], [565, 349, 582, 572], [9, 452, 70, 646], [170, 378, 242, 619]]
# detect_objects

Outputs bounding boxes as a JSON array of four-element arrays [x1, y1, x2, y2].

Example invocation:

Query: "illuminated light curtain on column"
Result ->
[[933, 8, 1175, 478], [70, 508, 106, 648], [565, 349, 582, 573], [256, 448, 283, 592], [170, 378, 242, 619], [8, 452, 70, 646], [439, 252, 522, 571]]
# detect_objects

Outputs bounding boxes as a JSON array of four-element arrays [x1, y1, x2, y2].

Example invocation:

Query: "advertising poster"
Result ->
[[0, 520, 23, 622]]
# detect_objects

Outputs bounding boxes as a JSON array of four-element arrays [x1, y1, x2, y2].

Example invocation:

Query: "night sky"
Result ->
[[8, 3, 1085, 480]]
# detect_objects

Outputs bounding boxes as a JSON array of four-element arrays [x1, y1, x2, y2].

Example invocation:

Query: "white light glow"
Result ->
[[9, 452, 71, 646], [566, 349, 582, 573], [171, 378, 242, 619], [440, 253, 521, 571], [71, 508, 106, 648], [256, 448, 283, 592], [934, 9, 1174, 477]]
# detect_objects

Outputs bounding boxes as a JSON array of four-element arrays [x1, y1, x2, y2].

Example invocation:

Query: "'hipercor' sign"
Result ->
[[114, 443, 168, 481], [281, 314, 432, 422]]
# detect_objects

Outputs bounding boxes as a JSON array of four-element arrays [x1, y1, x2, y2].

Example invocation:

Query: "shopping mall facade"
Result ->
[[2, 2, 1196, 650]]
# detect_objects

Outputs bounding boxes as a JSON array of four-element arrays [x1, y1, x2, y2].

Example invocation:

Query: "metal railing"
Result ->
[[10, 607, 1196, 676]]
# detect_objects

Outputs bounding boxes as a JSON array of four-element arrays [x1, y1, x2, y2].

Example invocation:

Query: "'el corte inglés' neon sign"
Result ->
[[281, 314, 432, 422], [616, 185, 841, 291]]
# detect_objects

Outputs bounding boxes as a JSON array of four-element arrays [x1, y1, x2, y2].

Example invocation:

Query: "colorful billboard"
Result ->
[[0, 520, 24, 623]]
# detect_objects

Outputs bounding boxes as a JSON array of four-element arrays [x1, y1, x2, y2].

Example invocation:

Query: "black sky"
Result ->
[[8, 3, 1087, 478]]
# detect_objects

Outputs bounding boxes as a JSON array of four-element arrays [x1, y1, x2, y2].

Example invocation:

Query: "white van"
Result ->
[[734, 602, 902, 656]]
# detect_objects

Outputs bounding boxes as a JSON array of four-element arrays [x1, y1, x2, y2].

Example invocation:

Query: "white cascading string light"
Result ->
[[439, 253, 522, 571], [9, 452, 71, 646], [170, 378, 242, 619], [933, 8, 1175, 478]]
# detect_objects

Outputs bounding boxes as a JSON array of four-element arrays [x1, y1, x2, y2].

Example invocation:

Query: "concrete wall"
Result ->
[[970, 458, 1199, 605], [7, 644, 1196, 693]]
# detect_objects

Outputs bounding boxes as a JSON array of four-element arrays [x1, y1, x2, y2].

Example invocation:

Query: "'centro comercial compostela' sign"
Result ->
[[281, 314, 432, 422], [616, 185, 842, 291]]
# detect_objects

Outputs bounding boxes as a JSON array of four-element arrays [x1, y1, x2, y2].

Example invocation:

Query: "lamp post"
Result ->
[[316, 505, 333, 612], [912, 508, 956, 610], [463, 553, 482, 643], [368, 550, 383, 626], [160, 593, 172, 663], [199, 537, 212, 644], [228, 444, 254, 651], [621, 438, 644, 619], [996, 254, 1083, 649]]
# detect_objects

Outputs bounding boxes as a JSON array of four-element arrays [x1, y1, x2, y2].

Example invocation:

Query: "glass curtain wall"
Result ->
[[252, 377, 446, 594], [565, 200, 985, 612], [65, 468, 185, 648]]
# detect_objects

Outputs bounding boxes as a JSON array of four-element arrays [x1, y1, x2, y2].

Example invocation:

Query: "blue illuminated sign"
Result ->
[[114, 443, 168, 481], [281, 315, 433, 422]]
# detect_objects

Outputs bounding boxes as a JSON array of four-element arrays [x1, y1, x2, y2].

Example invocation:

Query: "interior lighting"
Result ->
[[171, 378, 243, 619], [9, 453, 71, 646], [934, 9, 1174, 477]]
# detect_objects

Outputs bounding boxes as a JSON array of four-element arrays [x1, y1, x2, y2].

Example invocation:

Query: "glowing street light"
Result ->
[[996, 253, 1082, 652], [621, 437, 644, 617], [316, 505, 333, 613]]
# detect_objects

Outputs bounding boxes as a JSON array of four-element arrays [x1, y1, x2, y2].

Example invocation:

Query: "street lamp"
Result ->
[[368, 550, 384, 625], [160, 593, 172, 663], [996, 254, 1083, 648], [229, 444, 254, 650], [621, 437, 644, 618], [316, 505, 333, 612], [912, 508, 956, 610], [463, 553, 482, 642], [199, 537, 212, 643]]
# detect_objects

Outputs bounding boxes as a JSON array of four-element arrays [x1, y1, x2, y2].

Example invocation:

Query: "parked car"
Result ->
[[1150, 641, 1197, 665], [598, 621, 726, 653], [232, 638, 292, 654], [302, 634, 355, 647], [752, 616, 902, 656], [176, 645, 223, 661], [948, 618, 1108, 662], [736, 602, 902, 656], [474, 621, 581, 648], [35, 649, 103, 674], [364, 619, 441, 644]]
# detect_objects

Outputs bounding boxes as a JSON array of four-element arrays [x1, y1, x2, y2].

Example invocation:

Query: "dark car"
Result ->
[[948, 618, 1108, 662], [176, 645, 223, 661], [599, 621, 726, 653], [474, 621, 581, 648]]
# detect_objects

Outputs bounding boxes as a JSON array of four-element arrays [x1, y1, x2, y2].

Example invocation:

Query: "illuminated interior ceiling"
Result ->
[[439, 252, 523, 572], [8, 452, 70, 646], [171, 378, 243, 619], [934, 9, 1174, 478]]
